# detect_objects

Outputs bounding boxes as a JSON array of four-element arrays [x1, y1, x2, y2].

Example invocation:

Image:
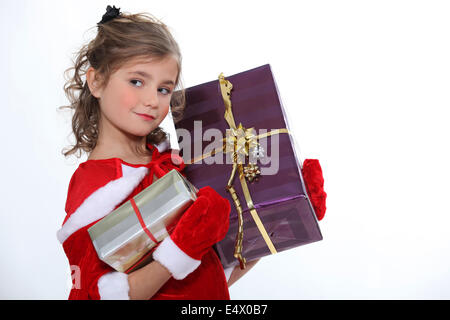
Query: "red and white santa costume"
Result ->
[[57, 143, 230, 300]]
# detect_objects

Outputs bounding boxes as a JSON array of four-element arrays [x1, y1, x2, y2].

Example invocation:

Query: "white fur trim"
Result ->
[[98, 271, 130, 300], [121, 163, 145, 177], [57, 166, 149, 243], [152, 237, 201, 280], [224, 266, 234, 282]]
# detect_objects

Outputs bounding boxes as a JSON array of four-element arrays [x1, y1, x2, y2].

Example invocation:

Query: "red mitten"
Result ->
[[301, 159, 327, 221], [153, 186, 230, 279]]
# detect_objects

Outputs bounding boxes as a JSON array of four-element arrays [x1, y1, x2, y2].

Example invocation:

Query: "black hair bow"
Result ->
[[97, 5, 121, 25]]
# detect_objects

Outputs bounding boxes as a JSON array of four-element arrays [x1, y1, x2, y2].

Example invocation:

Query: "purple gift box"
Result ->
[[175, 64, 322, 268]]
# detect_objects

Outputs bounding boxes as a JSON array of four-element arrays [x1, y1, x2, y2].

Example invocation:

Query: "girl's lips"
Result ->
[[135, 113, 155, 121]]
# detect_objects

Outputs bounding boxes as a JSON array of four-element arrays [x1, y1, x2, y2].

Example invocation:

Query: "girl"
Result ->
[[57, 5, 327, 300]]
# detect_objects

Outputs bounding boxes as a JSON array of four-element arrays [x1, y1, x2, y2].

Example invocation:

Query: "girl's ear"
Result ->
[[86, 67, 103, 99]]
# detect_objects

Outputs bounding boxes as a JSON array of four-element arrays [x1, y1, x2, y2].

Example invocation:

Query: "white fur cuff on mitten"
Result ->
[[152, 236, 201, 280], [97, 271, 130, 300]]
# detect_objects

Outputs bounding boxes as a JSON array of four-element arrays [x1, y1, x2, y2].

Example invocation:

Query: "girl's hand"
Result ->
[[170, 186, 230, 259], [301, 159, 327, 221], [153, 186, 230, 279]]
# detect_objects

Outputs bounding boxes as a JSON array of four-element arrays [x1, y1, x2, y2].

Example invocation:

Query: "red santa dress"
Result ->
[[56, 143, 230, 300]]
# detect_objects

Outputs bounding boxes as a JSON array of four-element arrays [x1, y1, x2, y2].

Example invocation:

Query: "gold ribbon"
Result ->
[[186, 72, 289, 269]]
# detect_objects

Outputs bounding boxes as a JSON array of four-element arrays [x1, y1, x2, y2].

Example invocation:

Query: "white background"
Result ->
[[1, 0, 449, 299]]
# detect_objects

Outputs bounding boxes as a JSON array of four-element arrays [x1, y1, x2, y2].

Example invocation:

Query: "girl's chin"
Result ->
[[131, 131, 154, 138], [125, 126, 156, 138]]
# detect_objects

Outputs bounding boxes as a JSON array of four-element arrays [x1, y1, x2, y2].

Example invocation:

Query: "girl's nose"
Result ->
[[144, 88, 159, 108]]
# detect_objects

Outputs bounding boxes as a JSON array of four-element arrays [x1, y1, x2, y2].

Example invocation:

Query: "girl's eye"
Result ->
[[130, 79, 143, 87], [158, 87, 172, 95]]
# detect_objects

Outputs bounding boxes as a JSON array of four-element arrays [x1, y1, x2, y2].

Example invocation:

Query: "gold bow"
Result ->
[[225, 124, 259, 164]]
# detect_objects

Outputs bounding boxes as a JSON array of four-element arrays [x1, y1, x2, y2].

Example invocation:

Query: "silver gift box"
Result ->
[[88, 169, 198, 273]]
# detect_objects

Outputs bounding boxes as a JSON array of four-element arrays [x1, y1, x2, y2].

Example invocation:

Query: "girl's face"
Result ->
[[89, 55, 178, 138]]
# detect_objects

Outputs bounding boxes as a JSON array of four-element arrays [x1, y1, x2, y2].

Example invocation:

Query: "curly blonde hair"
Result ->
[[60, 10, 185, 158]]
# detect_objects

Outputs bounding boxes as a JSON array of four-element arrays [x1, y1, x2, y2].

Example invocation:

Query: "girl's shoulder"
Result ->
[[64, 158, 123, 218]]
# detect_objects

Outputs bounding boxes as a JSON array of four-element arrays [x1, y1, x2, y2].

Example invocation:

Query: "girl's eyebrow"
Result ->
[[128, 71, 175, 85]]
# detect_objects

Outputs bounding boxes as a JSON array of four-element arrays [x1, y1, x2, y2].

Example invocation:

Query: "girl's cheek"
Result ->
[[120, 90, 139, 109], [161, 104, 170, 118]]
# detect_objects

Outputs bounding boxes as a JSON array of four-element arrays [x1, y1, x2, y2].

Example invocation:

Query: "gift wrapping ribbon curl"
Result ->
[[185, 73, 289, 269]]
